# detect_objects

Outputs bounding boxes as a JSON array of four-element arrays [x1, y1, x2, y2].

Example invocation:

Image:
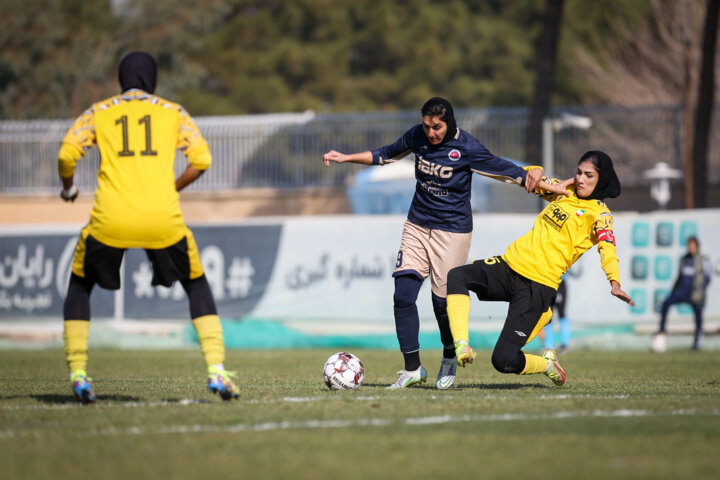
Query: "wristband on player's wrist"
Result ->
[[62, 185, 78, 198]]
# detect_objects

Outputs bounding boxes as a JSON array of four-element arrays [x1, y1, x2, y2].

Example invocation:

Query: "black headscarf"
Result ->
[[118, 52, 157, 93], [421, 97, 458, 144], [577, 150, 621, 200]]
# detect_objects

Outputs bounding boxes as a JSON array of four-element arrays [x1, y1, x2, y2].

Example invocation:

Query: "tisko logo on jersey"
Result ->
[[417, 157, 453, 178], [597, 229, 616, 246], [542, 203, 570, 231], [448, 149, 461, 161]]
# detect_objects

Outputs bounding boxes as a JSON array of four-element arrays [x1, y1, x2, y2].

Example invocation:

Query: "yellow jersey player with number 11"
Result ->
[[58, 52, 239, 404]]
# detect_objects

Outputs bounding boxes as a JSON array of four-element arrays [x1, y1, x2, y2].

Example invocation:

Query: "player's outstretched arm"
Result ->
[[610, 280, 635, 306], [322, 150, 373, 167]]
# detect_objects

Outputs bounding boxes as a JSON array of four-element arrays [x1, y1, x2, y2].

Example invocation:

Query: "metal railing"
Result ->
[[1, 105, 717, 194]]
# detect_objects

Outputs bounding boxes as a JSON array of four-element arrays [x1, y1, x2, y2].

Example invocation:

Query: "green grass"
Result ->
[[1, 349, 719, 480]]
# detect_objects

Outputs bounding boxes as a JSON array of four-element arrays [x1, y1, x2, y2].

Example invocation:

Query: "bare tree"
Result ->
[[525, 0, 565, 166], [692, 0, 720, 208], [572, 0, 707, 105]]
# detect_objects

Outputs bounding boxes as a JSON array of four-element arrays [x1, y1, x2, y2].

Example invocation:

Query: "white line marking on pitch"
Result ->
[[0, 393, 669, 410], [0, 409, 717, 439]]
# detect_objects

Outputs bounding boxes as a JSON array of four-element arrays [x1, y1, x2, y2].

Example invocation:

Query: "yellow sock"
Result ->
[[192, 315, 225, 367], [447, 294, 471, 343], [63, 320, 90, 373], [521, 353, 549, 375]]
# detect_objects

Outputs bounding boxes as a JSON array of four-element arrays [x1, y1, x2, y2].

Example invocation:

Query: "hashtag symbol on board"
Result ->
[[226, 257, 255, 298]]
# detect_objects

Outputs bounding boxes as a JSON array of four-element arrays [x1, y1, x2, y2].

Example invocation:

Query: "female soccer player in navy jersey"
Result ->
[[323, 97, 563, 389]]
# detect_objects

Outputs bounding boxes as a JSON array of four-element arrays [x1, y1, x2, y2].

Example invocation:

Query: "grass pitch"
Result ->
[[1, 348, 719, 480]]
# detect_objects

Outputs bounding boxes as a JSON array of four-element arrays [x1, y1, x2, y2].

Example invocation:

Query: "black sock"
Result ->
[[403, 351, 421, 371], [443, 345, 456, 359]]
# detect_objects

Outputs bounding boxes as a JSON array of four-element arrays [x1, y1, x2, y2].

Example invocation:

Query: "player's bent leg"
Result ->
[[446, 288, 477, 367], [446, 262, 493, 358], [491, 338, 526, 374]]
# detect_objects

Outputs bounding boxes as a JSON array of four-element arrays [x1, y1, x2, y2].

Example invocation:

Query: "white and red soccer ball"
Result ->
[[323, 352, 364, 390]]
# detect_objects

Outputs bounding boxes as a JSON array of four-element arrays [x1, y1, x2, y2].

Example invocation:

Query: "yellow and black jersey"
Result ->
[[58, 89, 211, 249], [502, 177, 620, 290]]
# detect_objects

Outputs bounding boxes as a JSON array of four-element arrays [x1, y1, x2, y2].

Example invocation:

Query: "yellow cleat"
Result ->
[[543, 349, 566, 386]]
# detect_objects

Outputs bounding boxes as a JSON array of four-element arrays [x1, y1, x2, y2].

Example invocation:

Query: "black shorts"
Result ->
[[554, 279, 567, 318], [71, 228, 203, 290], [462, 256, 557, 346]]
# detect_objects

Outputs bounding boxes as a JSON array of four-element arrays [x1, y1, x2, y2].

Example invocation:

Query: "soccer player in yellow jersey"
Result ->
[[58, 52, 239, 404], [446, 151, 635, 386]]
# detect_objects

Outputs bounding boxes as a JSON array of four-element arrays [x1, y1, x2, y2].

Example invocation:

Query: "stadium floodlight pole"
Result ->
[[643, 161, 683, 210], [542, 113, 592, 181]]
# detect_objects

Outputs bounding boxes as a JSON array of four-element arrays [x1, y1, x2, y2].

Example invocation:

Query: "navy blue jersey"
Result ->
[[371, 125, 528, 233], [672, 254, 712, 299]]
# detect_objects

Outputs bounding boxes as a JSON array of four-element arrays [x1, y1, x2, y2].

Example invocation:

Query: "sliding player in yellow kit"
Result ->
[[446, 151, 635, 385], [58, 52, 239, 404]]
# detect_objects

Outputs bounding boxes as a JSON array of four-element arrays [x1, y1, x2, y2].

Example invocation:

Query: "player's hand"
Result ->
[[455, 341, 478, 367], [556, 177, 576, 190], [322, 150, 346, 167], [60, 185, 79, 202], [537, 180, 571, 197], [525, 167, 543, 192], [610, 281, 635, 306]]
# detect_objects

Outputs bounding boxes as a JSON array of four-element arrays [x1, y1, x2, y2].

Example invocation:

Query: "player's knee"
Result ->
[[393, 275, 421, 309], [63, 273, 94, 321], [491, 339, 524, 374], [181, 275, 218, 318]]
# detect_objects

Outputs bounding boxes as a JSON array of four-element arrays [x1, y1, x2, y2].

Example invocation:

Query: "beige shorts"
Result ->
[[393, 220, 472, 297]]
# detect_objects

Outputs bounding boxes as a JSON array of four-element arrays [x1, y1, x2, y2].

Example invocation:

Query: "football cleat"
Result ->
[[207, 366, 240, 400], [543, 349, 566, 386], [455, 340, 478, 367], [387, 366, 428, 389], [70, 370, 96, 405], [436, 356, 457, 390]]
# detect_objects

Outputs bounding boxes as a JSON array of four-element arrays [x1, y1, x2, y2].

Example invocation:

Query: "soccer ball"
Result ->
[[322, 352, 364, 390]]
